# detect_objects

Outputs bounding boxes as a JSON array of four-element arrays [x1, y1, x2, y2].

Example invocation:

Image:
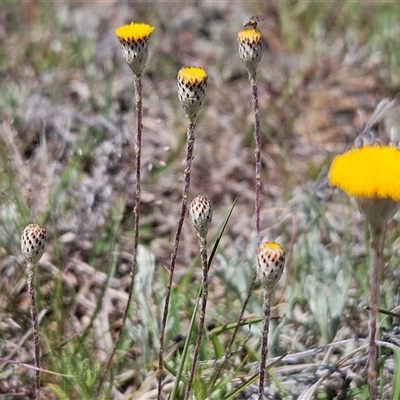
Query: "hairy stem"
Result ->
[[367, 223, 386, 400], [158, 121, 197, 400], [258, 292, 272, 400], [27, 262, 40, 398], [210, 72, 262, 389], [184, 237, 209, 400], [250, 72, 262, 247], [97, 76, 143, 394]]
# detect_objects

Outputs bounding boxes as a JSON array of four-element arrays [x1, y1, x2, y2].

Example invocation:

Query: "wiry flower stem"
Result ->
[[158, 121, 197, 400], [256, 242, 285, 399], [27, 262, 40, 398], [258, 292, 272, 400], [367, 223, 386, 400], [184, 236, 209, 400], [96, 76, 143, 395], [21, 223, 47, 399], [249, 71, 262, 247], [209, 69, 264, 391]]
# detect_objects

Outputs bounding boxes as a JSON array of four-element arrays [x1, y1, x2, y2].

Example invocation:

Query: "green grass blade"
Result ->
[[207, 197, 237, 271], [168, 295, 200, 400], [223, 353, 288, 400], [47, 384, 70, 400], [168, 198, 237, 399], [391, 345, 400, 400]]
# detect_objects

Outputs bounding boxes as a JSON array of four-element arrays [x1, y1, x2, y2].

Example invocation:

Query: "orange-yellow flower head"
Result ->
[[177, 67, 208, 122], [237, 28, 263, 75], [329, 145, 400, 200], [329, 145, 400, 229], [115, 22, 154, 77]]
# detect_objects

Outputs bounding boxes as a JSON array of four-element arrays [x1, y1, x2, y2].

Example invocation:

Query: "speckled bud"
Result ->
[[21, 224, 47, 264], [256, 241, 285, 294], [189, 195, 213, 238]]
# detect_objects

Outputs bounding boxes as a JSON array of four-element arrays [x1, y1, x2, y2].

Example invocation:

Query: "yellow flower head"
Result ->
[[260, 241, 284, 252], [237, 28, 263, 75], [115, 22, 155, 77], [328, 145, 400, 201], [115, 23, 154, 42], [177, 67, 208, 122], [237, 28, 263, 43], [178, 67, 208, 86]]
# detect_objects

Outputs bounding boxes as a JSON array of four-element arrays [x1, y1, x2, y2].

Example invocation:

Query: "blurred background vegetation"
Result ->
[[1, 0, 400, 398]]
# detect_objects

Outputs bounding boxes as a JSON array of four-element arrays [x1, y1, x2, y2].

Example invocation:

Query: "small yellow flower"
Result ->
[[177, 67, 208, 122], [237, 27, 263, 75], [115, 22, 155, 77], [329, 145, 400, 229], [115, 23, 154, 42]]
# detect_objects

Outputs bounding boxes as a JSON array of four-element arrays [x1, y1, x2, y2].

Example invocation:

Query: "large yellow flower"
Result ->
[[329, 145, 400, 230], [329, 145, 400, 200]]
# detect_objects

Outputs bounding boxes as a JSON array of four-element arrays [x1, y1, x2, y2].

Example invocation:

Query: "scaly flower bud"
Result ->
[[189, 195, 213, 238], [237, 25, 263, 76], [115, 22, 155, 77], [177, 66, 208, 122], [21, 224, 47, 264], [256, 241, 285, 294]]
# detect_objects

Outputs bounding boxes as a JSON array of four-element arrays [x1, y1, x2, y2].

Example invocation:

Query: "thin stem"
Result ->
[[27, 262, 40, 398], [96, 76, 143, 394], [250, 71, 262, 247], [367, 223, 386, 400], [209, 71, 262, 390], [158, 121, 197, 400], [258, 292, 272, 400], [184, 236, 209, 400]]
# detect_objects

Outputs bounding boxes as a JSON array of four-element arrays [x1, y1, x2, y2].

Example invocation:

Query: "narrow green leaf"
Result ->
[[223, 353, 288, 400], [193, 374, 207, 400], [391, 345, 400, 400], [47, 384, 70, 400], [211, 332, 224, 359]]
